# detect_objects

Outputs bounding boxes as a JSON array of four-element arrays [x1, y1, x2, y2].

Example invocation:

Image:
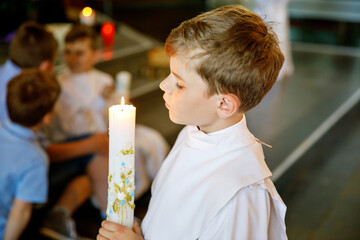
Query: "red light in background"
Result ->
[[101, 22, 116, 47], [102, 23, 115, 35]]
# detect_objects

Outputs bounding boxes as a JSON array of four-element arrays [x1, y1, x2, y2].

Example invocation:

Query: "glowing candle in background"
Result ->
[[116, 71, 132, 103], [80, 7, 96, 26], [107, 97, 136, 227]]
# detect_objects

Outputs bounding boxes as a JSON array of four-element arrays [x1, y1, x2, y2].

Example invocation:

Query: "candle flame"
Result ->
[[82, 7, 93, 17], [120, 96, 125, 105]]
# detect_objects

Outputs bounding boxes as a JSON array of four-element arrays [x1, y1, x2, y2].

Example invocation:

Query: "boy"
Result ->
[[43, 24, 169, 236], [98, 5, 287, 240], [0, 21, 58, 122], [0, 69, 60, 240], [49, 24, 114, 141], [41, 23, 113, 238]]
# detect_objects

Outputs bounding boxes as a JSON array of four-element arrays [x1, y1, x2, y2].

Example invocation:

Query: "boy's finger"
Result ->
[[133, 221, 142, 236], [99, 227, 113, 239], [96, 233, 108, 240], [102, 220, 129, 232]]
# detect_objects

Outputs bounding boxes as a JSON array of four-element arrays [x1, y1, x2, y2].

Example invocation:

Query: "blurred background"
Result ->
[[0, 0, 359, 239]]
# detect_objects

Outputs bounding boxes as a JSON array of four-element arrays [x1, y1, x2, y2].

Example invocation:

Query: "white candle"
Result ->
[[107, 97, 136, 227], [79, 7, 96, 26]]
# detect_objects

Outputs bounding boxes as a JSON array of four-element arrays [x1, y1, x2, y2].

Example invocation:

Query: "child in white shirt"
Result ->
[[97, 5, 287, 240], [50, 24, 113, 141], [44, 24, 168, 238], [53, 23, 168, 199]]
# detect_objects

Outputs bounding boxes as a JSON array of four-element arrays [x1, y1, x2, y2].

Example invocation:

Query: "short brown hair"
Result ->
[[7, 69, 60, 127], [165, 5, 284, 112], [9, 21, 58, 68], [65, 24, 99, 49]]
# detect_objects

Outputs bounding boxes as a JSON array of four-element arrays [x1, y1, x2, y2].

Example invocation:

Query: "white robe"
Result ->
[[142, 116, 287, 239]]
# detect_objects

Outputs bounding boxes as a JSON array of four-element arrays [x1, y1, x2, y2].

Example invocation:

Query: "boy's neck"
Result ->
[[198, 113, 243, 134], [70, 68, 93, 74], [29, 124, 41, 133]]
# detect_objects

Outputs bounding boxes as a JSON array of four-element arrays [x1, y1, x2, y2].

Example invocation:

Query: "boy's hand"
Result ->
[[97, 220, 143, 240], [102, 85, 115, 99], [88, 133, 109, 156]]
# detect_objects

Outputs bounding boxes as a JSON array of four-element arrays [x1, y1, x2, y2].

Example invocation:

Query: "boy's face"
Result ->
[[160, 56, 219, 133], [63, 38, 98, 73]]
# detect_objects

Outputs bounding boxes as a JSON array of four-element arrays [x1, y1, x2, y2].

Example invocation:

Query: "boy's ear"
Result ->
[[39, 60, 54, 72], [217, 94, 240, 119], [42, 112, 53, 126]]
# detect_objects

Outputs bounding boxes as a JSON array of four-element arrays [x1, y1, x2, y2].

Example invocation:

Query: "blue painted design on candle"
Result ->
[[126, 179, 129, 184], [120, 200, 125, 205], [121, 162, 125, 166], [130, 192, 134, 197]]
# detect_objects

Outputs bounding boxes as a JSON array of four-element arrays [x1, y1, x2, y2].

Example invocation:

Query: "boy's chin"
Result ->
[[70, 69, 86, 74], [169, 114, 187, 126], [69, 66, 90, 74]]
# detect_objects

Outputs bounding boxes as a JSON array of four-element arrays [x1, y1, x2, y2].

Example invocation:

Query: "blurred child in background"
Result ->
[[0, 69, 60, 240], [43, 24, 169, 238], [0, 21, 108, 239]]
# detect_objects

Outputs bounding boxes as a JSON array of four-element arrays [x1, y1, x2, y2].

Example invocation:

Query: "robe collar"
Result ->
[[186, 115, 257, 152]]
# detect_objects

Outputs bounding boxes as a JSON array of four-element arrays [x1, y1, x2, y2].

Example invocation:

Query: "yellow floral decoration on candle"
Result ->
[[107, 144, 136, 224]]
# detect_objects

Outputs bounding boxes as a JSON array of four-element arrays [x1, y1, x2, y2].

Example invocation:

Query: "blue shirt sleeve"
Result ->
[[16, 162, 48, 204]]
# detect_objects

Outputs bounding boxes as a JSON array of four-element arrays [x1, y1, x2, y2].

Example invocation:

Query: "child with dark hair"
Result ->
[[98, 5, 287, 240], [0, 69, 60, 240], [0, 21, 58, 122]]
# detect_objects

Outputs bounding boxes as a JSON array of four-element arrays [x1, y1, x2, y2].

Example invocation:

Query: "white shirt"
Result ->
[[142, 116, 287, 240], [49, 67, 113, 141], [48, 67, 169, 198]]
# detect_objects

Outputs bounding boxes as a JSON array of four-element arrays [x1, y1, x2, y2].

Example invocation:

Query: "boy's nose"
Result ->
[[159, 76, 171, 93], [69, 54, 78, 62], [159, 79, 165, 92]]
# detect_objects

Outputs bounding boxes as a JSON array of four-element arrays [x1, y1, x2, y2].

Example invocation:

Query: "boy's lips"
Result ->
[[163, 95, 170, 109]]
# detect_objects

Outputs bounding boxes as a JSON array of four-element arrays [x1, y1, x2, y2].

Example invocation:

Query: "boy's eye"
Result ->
[[176, 82, 184, 89], [171, 73, 185, 89]]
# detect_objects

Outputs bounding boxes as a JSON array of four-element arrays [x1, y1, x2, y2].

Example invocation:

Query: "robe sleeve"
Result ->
[[199, 182, 287, 240]]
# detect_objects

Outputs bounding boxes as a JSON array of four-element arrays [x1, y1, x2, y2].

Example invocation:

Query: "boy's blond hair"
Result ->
[[65, 24, 100, 50], [9, 21, 58, 68], [165, 5, 284, 112], [7, 69, 60, 127]]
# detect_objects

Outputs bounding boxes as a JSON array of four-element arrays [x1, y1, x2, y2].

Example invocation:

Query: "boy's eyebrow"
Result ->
[[171, 71, 185, 82]]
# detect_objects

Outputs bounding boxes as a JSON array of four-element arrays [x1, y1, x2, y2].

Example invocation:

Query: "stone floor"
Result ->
[[277, 102, 360, 240]]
